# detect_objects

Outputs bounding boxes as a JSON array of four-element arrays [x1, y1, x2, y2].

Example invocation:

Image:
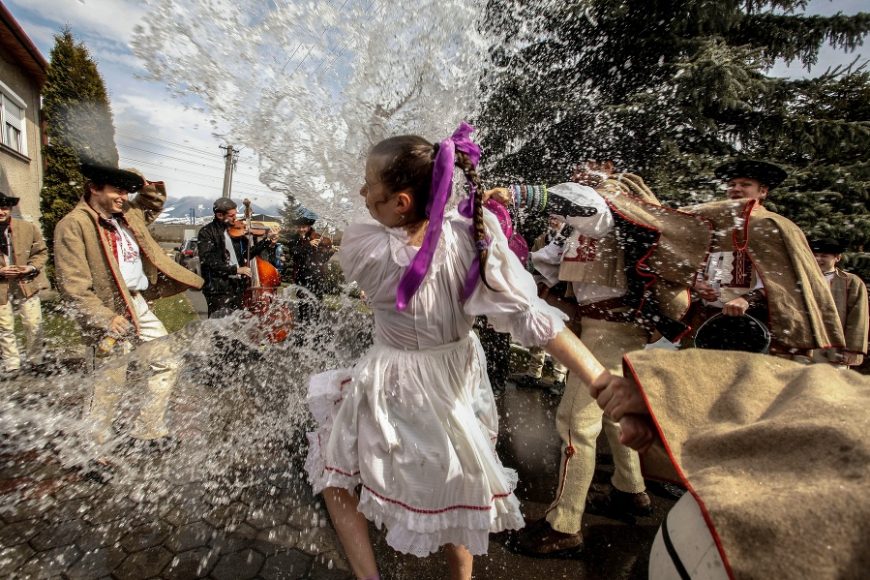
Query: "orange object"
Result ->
[[237, 199, 293, 343]]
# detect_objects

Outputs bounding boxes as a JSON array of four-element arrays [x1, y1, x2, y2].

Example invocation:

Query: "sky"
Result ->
[[6, 0, 867, 213]]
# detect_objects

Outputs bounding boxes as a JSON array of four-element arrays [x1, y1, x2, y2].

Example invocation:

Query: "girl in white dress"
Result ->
[[305, 123, 610, 579]]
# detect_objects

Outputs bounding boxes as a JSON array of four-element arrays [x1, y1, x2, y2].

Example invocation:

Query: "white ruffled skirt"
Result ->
[[305, 333, 524, 557]]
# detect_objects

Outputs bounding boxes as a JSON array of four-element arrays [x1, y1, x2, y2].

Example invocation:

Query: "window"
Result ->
[[0, 83, 27, 157]]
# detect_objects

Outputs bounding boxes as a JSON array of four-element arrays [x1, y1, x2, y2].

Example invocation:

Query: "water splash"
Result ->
[[131, 0, 490, 223], [0, 289, 372, 533]]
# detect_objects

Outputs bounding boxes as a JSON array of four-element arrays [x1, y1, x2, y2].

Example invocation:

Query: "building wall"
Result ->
[[0, 48, 42, 225]]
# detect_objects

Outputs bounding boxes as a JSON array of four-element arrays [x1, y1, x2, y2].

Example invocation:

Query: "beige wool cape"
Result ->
[[623, 349, 870, 579], [557, 174, 712, 326], [685, 199, 844, 351]]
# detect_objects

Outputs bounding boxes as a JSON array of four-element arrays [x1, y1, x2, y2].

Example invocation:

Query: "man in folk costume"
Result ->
[[525, 212, 570, 386], [54, 162, 202, 470], [808, 238, 868, 367], [686, 160, 844, 358], [198, 198, 273, 319], [517, 163, 712, 556], [0, 190, 49, 373]]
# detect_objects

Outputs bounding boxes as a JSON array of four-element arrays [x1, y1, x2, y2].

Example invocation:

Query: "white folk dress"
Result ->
[[305, 209, 567, 556]]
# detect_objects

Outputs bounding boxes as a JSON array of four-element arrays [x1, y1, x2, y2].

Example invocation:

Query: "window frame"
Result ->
[[0, 80, 27, 157]]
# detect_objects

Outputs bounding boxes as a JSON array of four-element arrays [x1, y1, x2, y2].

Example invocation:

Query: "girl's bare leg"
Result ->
[[323, 487, 378, 578], [445, 543, 473, 580]]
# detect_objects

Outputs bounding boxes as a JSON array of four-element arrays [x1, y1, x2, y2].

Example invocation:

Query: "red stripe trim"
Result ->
[[324, 465, 360, 477], [623, 356, 735, 580], [362, 484, 510, 514], [545, 429, 574, 516]]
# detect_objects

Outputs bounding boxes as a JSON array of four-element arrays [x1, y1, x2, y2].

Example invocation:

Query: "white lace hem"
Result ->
[[358, 482, 524, 557]]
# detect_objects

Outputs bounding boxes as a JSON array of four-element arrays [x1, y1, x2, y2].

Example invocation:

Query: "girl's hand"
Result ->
[[483, 188, 512, 206], [592, 373, 648, 421]]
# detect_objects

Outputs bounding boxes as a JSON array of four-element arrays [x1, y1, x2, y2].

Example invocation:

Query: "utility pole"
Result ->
[[220, 144, 239, 199]]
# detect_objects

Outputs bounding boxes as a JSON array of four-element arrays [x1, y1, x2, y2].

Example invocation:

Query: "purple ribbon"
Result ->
[[395, 121, 481, 311]]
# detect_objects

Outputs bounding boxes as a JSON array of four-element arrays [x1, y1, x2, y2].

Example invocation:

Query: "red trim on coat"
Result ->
[[604, 198, 659, 316], [96, 218, 138, 330], [622, 355, 736, 580]]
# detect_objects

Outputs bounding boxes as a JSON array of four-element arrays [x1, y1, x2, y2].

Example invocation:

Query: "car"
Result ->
[[175, 238, 201, 276]]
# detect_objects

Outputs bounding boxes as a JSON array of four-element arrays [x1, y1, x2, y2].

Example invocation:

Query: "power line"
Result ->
[[116, 130, 224, 158], [116, 145, 265, 183], [118, 155, 277, 193], [117, 133, 222, 161]]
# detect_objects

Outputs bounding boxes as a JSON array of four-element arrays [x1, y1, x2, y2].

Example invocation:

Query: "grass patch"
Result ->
[[151, 294, 200, 333]]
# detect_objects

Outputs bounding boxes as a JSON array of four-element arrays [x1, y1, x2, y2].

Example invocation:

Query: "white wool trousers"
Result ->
[[546, 316, 647, 535], [0, 293, 43, 372], [86, 293, 177, 443]]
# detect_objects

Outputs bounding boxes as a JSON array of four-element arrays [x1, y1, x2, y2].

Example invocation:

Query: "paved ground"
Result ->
[[0, 371, 678, 580], [1, 290, 679, 579]]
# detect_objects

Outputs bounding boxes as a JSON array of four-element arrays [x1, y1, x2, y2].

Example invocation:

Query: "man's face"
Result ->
[[295, 225, 311, 236], [89, 184, 128, 215], [0, 205, 12, 223], [726, 177, 768, 201], [547, 215, 563, 231], [216, 209, 238, 226], [813, 252, 840, 272]]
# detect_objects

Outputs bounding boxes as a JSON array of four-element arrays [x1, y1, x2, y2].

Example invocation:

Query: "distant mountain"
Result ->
[[156, 195, 283, 223]]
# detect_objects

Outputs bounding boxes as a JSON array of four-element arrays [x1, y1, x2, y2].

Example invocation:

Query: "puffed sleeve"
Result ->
[[338, 221, 391, 295], [461, 210, 568, 347]]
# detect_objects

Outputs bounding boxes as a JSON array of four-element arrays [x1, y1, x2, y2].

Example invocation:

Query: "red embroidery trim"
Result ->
[[362, 484, 510, 514]]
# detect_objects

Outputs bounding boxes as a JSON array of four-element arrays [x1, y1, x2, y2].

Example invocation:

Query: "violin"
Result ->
[[310, 231, 333, 249], [228, 219, 268, 238]]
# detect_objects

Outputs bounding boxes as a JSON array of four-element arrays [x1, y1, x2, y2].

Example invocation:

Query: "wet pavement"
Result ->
[[1, 371, 677, 580]]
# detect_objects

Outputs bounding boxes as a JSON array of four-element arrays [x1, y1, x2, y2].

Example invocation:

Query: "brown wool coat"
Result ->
[[0, 218, 50, 305], [830, 268, 869, 361], [54, 182, 202, 342], [624, 349, 870, 580]]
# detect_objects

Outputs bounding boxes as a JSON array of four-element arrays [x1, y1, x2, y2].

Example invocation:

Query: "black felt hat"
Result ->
[[714, 160, 787, 189], [694, 313, 771, 354], [80, 162, 145, 193], [809, 238, 846, 255], [0, 190, 20, 207], [289, 206, 318, 226]]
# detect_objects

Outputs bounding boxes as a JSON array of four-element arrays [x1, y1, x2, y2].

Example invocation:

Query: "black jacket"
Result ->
[[198, 219, 271, 296]]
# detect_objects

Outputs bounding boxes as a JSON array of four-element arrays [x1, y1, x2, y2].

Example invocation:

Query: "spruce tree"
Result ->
[[41, 28, 119, 255], [479, 1, 870, 276]]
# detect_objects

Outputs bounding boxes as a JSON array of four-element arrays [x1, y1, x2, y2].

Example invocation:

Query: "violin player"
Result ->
[[286, 206, 336, 323], [198, 198, 276, 318]]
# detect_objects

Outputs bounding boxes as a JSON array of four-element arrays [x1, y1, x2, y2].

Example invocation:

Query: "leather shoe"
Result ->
[[513, 518, 583, 557], [586, 488, 653, 519]]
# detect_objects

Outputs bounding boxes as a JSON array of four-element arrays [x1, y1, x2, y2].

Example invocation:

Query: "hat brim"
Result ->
[[81, 163, 145, 193], [809, 239, 845, 254], [0, 195, 20, 206], [714, 160, 787, 189]]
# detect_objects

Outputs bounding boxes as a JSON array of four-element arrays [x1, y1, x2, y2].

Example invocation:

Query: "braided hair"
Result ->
[[454, 151, 493, 290]]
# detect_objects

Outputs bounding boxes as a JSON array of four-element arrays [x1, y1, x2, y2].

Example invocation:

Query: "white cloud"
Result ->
[[6, 0, 146, 45], [111, 92, 284, 207]]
